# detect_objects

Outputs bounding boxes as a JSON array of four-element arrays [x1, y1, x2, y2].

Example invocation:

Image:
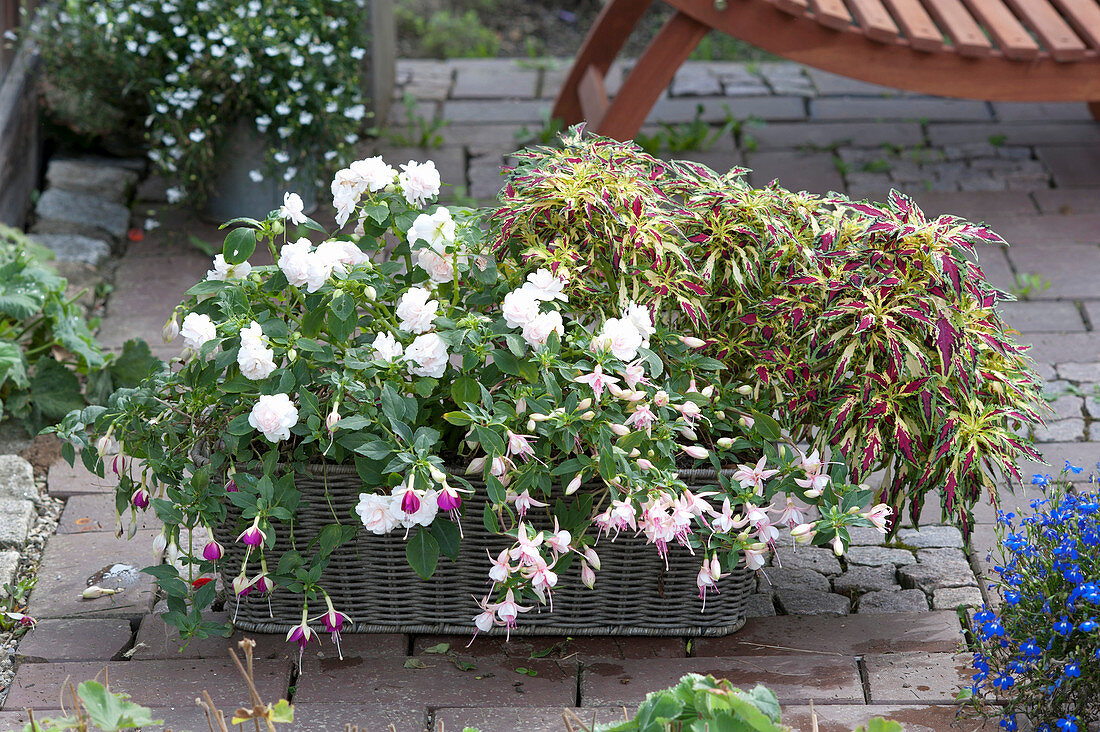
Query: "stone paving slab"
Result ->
[[3, 658, 292, 711], [412, 634, 685, 659], [810, 97, 991, 122], [0, 499, 35, 549], [46, 159, 138, 203], [26, 530, 161, 620], [0, 456, 38, 501], [1033, 189, 1100, 215], [748, 121, 924, 150], [997, 301, 1086, 333], [433, 706, 620, 732], [581, 655, 864, 707], [1008, 242, 1100, 299], [31, 189, 131, 243], [15, 618, 133, 662], [864, 652, 971, 704], [1036, 145, 1100, 188], [927, 122, 1100, 147], [131, 613, 306, 661], [782, 704, 995, 731], [0, 551, 20, 588], [692, 612, 962, 656], [293, 655, 575, 707], [58, 493, 160, 534], [46, 458, 115, 498]]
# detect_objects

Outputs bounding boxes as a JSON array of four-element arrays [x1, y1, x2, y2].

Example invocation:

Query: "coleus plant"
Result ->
[[492, 127, 1044, 534], [51, 154, 886, 655]]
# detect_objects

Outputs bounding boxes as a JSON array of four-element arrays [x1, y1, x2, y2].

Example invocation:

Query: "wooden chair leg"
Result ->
[[595, 11, 711, 140], [551, 0, 654, 125], [1090, 101, 1100, 121]]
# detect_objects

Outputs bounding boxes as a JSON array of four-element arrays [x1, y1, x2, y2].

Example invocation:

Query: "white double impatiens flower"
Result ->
[[237, 320, 276, 381], [590, 301, 654, 362], [277, 238, 368, 294], [180, 312, 217, 356], [370, 332, 403, 363], [332, 156, 397, 227], [248, 393, 299, 443], [398, 160, 441, 207], [206, 254, 251, 282], [405, 332, 449, 378], [395, 287, 439, 334]]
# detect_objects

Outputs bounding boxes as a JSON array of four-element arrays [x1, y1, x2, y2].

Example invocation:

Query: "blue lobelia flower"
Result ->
[[1055, 717, 1078, 732], [1065, 461, 1083, 474]]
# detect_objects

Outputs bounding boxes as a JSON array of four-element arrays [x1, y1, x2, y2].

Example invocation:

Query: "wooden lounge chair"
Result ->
[[551, 0, 1100, 140]]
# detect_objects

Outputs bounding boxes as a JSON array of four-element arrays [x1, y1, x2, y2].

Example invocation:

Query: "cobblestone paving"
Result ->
[[5, 58, 1100, 730]]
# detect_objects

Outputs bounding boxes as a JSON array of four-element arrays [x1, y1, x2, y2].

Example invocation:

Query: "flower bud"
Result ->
[[466, 457, 486, 474], [679, 427, 698, 441], [584, 546, 601, 570], [832, 536, 845, 556], [653, 390, 669, 407], [428, 464, 448, 484], [628, 449, 640, 458], [364, 285, 377, 301], [608, 423, 630, 437], [716, 437, 734, 449], [790, 523, 815, 537], [326, 407, 340, 433], [580, 411, 595, 421], [701, 385, 715, 399], [680, 336, 706, 348], [682, 445, 708, 460], [687, 379, 698, 393], [287, 348, 298, 362], [637, 458, 654, 471], [515, 398, 526, 415], [202, 539, 224, 562], [577, 398, 592, 411], [736, 384, 753, 396], [565, 474, 583, 495], [607, 383, 628, 399], [527, 419, 536, 432], [162, 314, 180, 343], [581, 561, 596, 589], [82, 585, 121, 599], [716, 410, 726, 419], [626, 390, 646, 402], [529, 412, 551, 423], [96, 434, 120, 457]]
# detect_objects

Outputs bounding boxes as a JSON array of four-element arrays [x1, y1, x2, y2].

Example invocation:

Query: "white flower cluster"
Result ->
[[501, 269, 569, 351], [591, 302, 655, 362], [331, 156, 397, 227], [408, 207, 463, 284], [355, 483, 439, 535], [237, 321, 276, 381], [391, 287, 448, 379], [277, 234, 369, 293]]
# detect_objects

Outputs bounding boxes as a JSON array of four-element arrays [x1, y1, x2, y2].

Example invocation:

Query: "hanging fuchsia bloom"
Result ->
[[573, 364, 619, 400], [470, 596, 499, 645], [508, 523, 545, 566], [621, 360, 648, 390], [776, 497, 805, 530], [237, 521, 266, 547], [202, 539, 224, 562], [400, 489, 421, 514], [488, 548, 513, 584], [743, 543, 768, 571], [494, 589, 533, 640], [509, 489, 547, 517], [544, 518, 571, 555], [732, 457, 780, 494], [131, 486, 150, 510], [251, 573, 272, 594], [232, 573, 254, 597], [4, 612, 35, 628], [697, 555, 723, 611], [317, 595, 351, 659], [110, 454, 128, 477], [437, 486, 462, 512], [505, 430, 536, 461], [626, 403, 657, 435], [286, 607, 317, 668], [862, 503, 893, 533]]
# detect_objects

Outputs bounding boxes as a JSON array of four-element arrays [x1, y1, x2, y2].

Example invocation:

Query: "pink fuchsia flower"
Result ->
[[544, 518, 571, 555], [743, 543, 769, 571], [495, 589, 533, 639], [251, 573, 273, 595], [746, 505, 779, 545], [626, 403, 657, 435], [862, 503, 893, 533], [437, 486, 462, 512], [710, 497, 747, 534], [326, 407, 341, 433], [472, 599, 498, 641], [526, 560, 558, 609], [775, 497, 806, 530], [505, 430, 536, 462], [232, 573, 254, 598], [237, 522, 266, 547], [317, 595, 351, 659], [131, 486, 150, 510], [697, 555, 723, 611], [4, 612, 35, 628], [791, 522, 816, 545], [732, 457, 780, 494], [508, 523, 545, 566], [509, 489, 547, 517], [400, 489, 421, 515], [621, 360, 648, 390], [202, 539, 224, 562], [286, 608, 317, 668], [573, 364, 619, 400], [487, 548, 512, 584]]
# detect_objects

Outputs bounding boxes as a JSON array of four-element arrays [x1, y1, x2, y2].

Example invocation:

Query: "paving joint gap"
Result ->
[[855, 655, 872, 704], [1076, 299, 1094, 331]]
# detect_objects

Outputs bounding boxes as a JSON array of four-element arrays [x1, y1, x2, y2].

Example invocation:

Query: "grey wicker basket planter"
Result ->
[[215, 464, 755, 636]]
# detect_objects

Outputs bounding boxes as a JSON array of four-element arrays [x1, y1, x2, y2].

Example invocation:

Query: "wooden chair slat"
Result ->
[[773, 0, 811, 17], [808, 0, 856, 29], [919, 0, 995, 54], [1048, 0, 1100, 49], [1003, 0, 1089, 58], [881, 0, 946, 49], [846, 0, 903, 40], [959, 0, 1042, 57]]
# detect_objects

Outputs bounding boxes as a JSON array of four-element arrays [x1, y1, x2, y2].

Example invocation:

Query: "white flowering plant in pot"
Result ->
[[51, 155, 889, 653], [25, 0, 370, 204]]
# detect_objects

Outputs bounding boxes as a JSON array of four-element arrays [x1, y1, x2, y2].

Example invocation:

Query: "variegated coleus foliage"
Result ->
[[491, 128, 1045, 533]]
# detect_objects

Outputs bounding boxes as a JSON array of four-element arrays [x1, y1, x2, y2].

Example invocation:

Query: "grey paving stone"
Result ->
[[772, 546, 842, 575], [916, 547, 972, 568], [671, 62, 723, 96], [1036, 145, 1100, 188], [1033, 189, 1100, 215], [865, 652, 970, 704], [0, 550, 20, 587], [451, 62, 538, 99], [1008, 242, 1100, 299], [443, 99, 549, 124], [654, 96, 806, 123], [757, 62, 815, 97], [847, 527, 888, 546], [758, 566, 831, 593], [832, 565, 899, 595], [996, 301, 1085, 333], [857, 588, 930, 613], [1016, 441, 1098, 482], [803, 68, 907, 96], [932, 586, 985, 610], [0, 498, 35, 548], [810, 97, 991, 122], [0, 455, 38, 500], [29, 233, 111, 266], [928, 122, 1100, 147], [775, 589, 850, 616], [746, 150, 845, 193], [897, 526, 964, 548], [898, 563, 978, 594], [1019, 333, 1100, 364], [26, 530, 161, 620], [46, 457, 114, 498], [752, 121, 924, 151], [58, 492, 160, 534], [32, 188, 130, 242], [1057, 362, 1100, 382], [1034, 418, 1085, 442], [581, 654, 863, 706], [16, 618, 133, 662], [46, 159, 138, 203], [993, 102, 1093, 122], [744, 592, 776, 617], [711, 64, 769, 97]]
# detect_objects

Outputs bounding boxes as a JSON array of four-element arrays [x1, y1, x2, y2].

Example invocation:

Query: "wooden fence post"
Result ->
[[363, 0, 396, 128]]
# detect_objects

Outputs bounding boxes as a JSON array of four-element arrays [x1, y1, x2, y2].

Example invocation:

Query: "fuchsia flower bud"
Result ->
[[682, 445, 708, 460], [131, 486, 150, 510], [326, 407, 340, 433], [202, 539, 224, 562], [232, 574, 253, 597], [111, 454, 128, 477], [565, 474, 583, 495], [581, 562, 596, 589], [252, 573, 272, 594]]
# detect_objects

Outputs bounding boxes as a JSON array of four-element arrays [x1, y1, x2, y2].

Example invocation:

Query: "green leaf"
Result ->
[[422, 642, 450, 654], [406, 529, 440, 579], [0, 340, 27, 389], [29, 357, 84, 419], [222, 227, 257, 265], [749, 410, 782, 442], [77, 680, 160, 730], [431, 519, 461, 560], [108, 339, 159, 387], [450, 375, 479, 407], [269, 699, 294, 723]]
